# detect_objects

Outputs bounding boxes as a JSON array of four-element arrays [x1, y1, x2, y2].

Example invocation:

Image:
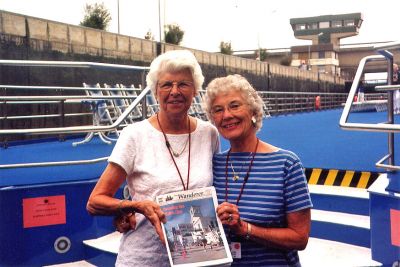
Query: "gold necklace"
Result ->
[[230, 162, 240, 181], [230, 160, 250, 182], [225, 138, 260, 202], [229, 140, 260, 182]]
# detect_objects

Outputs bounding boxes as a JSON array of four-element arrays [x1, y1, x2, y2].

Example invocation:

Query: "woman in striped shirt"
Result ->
[[203, 74, 313, 267]]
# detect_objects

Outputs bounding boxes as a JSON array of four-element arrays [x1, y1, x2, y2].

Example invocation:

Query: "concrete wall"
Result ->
[[0, 10, 345, 92]]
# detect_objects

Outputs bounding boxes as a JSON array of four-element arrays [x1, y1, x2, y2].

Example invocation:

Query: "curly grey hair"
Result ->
[[203, 74, 264, 131], [146, 50, 204, 96]]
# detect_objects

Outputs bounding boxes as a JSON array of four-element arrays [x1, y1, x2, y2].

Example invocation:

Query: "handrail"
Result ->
[[0, 156, 109, 169], [1, 87, 351, 134], [0, 86, 151, 135], [0, 59, 150, 135], [375, 84, 400, 92], [259, 91, 345, 96], [0, 87, 150, 135], [0, 85, 141, 92], [373, 41, 400, 50], [339, 55, 400, 133], [0, 95, 136, 101], [339, 45, 399, 173], [376, 154, 400, 171], [0, 59, 149, 71]]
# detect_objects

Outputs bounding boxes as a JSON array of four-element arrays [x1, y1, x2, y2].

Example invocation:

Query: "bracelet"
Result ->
[[245, 222, 252, 240], [118, 199, 134, 215]]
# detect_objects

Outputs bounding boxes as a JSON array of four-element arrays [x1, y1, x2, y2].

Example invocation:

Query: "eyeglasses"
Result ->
[[210, 101, 246, 117], [157, 80, 194, 92]]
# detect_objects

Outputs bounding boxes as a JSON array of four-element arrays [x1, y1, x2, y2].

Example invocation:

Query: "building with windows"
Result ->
[[289, 13, 363, 76]]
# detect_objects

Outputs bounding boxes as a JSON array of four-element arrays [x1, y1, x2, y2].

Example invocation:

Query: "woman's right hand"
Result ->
[[134, 200, 167, 244]]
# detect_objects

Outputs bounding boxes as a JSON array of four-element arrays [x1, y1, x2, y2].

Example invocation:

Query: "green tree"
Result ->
[[254, 48, 267, 61], [164, 24, 184, 45], [259, 48, 268, 61], [80, 3, 111, 30], [220, 41, 233, 55]]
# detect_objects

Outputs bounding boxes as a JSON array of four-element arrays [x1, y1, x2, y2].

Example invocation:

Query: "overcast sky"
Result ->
[[0, 0, 398, 52]]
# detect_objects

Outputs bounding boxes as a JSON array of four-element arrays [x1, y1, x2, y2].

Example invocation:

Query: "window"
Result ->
[[332, 20, 342, 28], [319, 21, 330, 29], [319, 51, 325, 59], [344, 20, 355, 26], [295, 24, 307, 30], [308, 23, 318, 29]]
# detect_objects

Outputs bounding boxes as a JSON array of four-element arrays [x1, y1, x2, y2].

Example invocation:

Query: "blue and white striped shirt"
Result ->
[[213, 149, 313, 267]]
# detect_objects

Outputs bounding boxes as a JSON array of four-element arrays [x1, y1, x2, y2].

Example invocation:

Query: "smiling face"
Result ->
[[156, 69, 195, 117], [211, 90, 255, 142]]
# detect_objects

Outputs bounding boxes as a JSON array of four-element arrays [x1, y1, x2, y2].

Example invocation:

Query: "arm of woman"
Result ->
[[244, 208, 311, 251], [217, 202, 311, 251], [87, 162, 167, 243], [87, 162, 128, 215]]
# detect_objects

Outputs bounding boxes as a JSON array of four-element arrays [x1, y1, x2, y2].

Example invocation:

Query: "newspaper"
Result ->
[[156, 186, 233, 267]]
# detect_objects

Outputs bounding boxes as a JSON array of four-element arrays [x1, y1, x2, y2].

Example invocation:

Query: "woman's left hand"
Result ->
[[113, 212, 136, 233], [216, 202, 246, 236]]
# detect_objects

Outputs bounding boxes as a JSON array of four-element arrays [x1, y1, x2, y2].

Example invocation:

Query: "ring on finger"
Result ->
[[228, 213, 233, 222]]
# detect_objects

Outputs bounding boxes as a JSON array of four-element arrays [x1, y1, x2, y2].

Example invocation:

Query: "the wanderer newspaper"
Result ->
[[156, 186, 233, 267]]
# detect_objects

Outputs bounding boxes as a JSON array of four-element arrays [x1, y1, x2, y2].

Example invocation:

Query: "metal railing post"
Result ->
[[385, 56, 395, 167], [141, 69, 148, 120]]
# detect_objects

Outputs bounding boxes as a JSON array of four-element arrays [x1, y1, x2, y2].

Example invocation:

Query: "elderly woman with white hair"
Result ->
[[87, 50, 219, 266], [203, 74, 312, 266]]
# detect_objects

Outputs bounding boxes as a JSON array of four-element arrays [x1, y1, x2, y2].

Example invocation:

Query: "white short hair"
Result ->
[[203, 74, 264, 131], [146, 50, 204, 95]]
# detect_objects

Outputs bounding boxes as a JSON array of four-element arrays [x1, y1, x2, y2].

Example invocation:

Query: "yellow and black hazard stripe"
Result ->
[[304, 168, 381, 189]]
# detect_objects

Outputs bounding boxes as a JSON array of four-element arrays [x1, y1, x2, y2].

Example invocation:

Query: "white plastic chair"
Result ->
[[72, 83, 118, 146], [118, 84, 143, 120]]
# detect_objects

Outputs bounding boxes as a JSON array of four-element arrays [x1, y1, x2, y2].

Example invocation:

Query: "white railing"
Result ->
[[0, 59, 362, 170], [340, 42, 400, 172]]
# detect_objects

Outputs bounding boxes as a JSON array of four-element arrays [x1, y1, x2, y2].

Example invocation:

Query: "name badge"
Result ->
[[229, 242, 241, 259]]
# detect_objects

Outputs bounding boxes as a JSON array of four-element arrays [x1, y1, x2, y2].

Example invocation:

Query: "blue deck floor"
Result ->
[[1, 108, 399, 187], [1, 136, 112, 187]]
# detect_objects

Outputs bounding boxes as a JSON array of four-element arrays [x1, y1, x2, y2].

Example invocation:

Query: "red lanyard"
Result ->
[[225, 138, 259, 204], [157, 113, 191, 191]]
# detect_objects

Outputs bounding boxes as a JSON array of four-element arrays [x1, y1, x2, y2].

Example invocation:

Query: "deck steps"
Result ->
[[299, 237, 381, 267], [309, 184, 369, 215], [83, 231, 120, 254], [310, 209, 370, 247], [312, 209, 369, 229], [309, 185, 371, 247], [82, 232, 119, 266]]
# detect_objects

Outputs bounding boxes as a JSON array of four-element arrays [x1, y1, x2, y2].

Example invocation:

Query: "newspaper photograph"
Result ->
[[156, 186, 232, 267]]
